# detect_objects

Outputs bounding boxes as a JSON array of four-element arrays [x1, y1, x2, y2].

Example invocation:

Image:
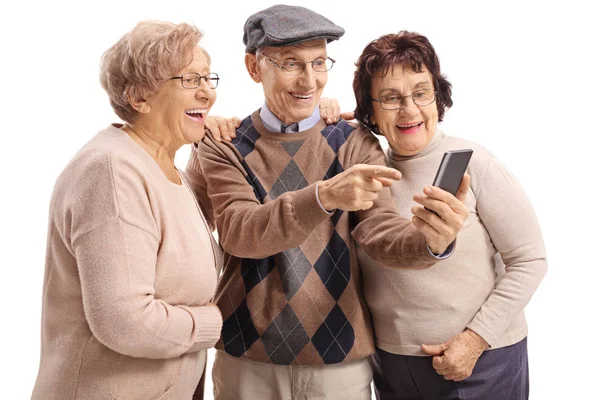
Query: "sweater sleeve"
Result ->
[[185, 142, 216, 231], [349, 128, 437, 269], [466, 156, 547, 347], [195, 136, 330, 259], [74, 218, 222, 359]]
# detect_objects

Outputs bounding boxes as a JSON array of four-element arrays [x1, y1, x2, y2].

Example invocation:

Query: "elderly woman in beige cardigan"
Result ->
[[353, 31, 547, 399], [31, 21, 223, 400]]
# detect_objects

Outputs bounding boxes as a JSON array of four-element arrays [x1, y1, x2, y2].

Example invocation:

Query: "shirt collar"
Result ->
[[259, 101, 321, 133]]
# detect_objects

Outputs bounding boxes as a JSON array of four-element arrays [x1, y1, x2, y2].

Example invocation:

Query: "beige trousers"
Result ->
[[212, 350, 372, 400]]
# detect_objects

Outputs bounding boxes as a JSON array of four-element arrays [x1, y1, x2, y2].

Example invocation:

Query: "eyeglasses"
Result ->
[[170, 72, 219, 89], [372, 89, 436, 110], [260, 54, 335, 76]]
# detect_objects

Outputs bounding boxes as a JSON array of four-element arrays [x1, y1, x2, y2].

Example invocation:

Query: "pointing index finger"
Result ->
[[356, 164, 402, 181]]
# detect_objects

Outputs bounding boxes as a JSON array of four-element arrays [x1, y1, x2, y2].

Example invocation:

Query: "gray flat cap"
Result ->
[[243, 4, 345, 53]]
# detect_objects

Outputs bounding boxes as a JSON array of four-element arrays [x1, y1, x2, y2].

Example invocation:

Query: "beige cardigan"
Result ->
[[32, 125, 222, 400], [359, 131, 547, 355]]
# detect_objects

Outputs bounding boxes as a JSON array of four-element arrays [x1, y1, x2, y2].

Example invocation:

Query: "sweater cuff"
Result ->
[[187, 304, 223, 352], [466, 319, 497, 349], [315, 182, 334, 215], [292, 183, 333, 232], [427, 240, 456, 259]]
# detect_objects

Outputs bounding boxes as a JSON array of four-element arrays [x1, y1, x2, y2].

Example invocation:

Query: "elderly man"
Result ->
[[186, 5, 468, 399]]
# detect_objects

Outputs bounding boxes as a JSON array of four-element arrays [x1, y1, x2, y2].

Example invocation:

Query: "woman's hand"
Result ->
[[411, 174, 470, 255], [421, 329, 489, 381], [204, 116, 241, 142]]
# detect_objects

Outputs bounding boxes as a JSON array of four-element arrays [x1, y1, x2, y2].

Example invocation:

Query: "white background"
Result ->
[[1, 0, 598, 398]]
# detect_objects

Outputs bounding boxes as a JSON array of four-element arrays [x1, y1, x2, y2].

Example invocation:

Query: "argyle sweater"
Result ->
[[187, 110, 437, 365]]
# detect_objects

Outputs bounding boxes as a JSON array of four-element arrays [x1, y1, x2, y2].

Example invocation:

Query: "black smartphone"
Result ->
[[432, 149, 473, 195], [424, 149, 473, 217]]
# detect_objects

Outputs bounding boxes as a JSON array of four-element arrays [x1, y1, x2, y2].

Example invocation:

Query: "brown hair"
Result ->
[[100, 21, 204, 123], [353, 31, 452, 134]]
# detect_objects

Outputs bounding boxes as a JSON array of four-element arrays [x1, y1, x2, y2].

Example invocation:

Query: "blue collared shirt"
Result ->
[[259, 102, 321, 133]]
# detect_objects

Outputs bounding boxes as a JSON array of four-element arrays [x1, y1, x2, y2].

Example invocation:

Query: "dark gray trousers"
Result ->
[[370, 337, 529, 400]]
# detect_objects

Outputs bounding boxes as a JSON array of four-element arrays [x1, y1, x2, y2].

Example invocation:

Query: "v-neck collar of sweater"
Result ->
[[387, 129, 445, 166], [250, 109, 327, 142]]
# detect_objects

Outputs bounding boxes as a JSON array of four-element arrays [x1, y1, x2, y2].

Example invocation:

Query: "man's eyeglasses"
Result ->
[[260, 54, 335, 76], [170, 72, 219, 89], [372, 89, 436, 110]]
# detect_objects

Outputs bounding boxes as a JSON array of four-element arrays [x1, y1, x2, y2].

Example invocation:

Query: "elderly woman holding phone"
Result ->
[[353, 31, 547, 399], [32, 21, 223, 400]]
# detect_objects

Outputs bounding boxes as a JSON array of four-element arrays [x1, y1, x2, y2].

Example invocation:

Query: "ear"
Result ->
[[245, 53, 262, 83], [126, 89, 151, 114]]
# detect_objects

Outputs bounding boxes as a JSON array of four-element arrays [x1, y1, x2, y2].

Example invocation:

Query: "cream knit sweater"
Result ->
[[359, 131, 547, 355], [32, 124, 222, 400]]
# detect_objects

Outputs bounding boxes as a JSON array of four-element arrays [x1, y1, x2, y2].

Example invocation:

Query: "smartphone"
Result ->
[[432, 149, 473, 195], [425, 149, 473, 217]]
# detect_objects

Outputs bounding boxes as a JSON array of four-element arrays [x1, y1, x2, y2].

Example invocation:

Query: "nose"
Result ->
[[195, 83, 215, 103], [296, 64, 317, 88], [400, 95, 419, 115]]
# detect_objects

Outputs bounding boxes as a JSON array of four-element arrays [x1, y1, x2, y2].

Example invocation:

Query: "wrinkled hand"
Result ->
[[204, 116, 242, 142], [318, 97, 341, 124], [318, 164, 401, 211], [421, 329, 489, 381], [411, 174, 470, 254], [319, 98, 355, 124]]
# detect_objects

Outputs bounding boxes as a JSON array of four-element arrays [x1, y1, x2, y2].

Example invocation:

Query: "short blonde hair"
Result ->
[[100, 20, 204, 123]]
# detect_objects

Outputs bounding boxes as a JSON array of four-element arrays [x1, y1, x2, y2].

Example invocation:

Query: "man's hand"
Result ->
[[318, 164, 402, 211], [204, 116, 242, 142], [411, 174, 470, 254], [421, 329, 489, 381]]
